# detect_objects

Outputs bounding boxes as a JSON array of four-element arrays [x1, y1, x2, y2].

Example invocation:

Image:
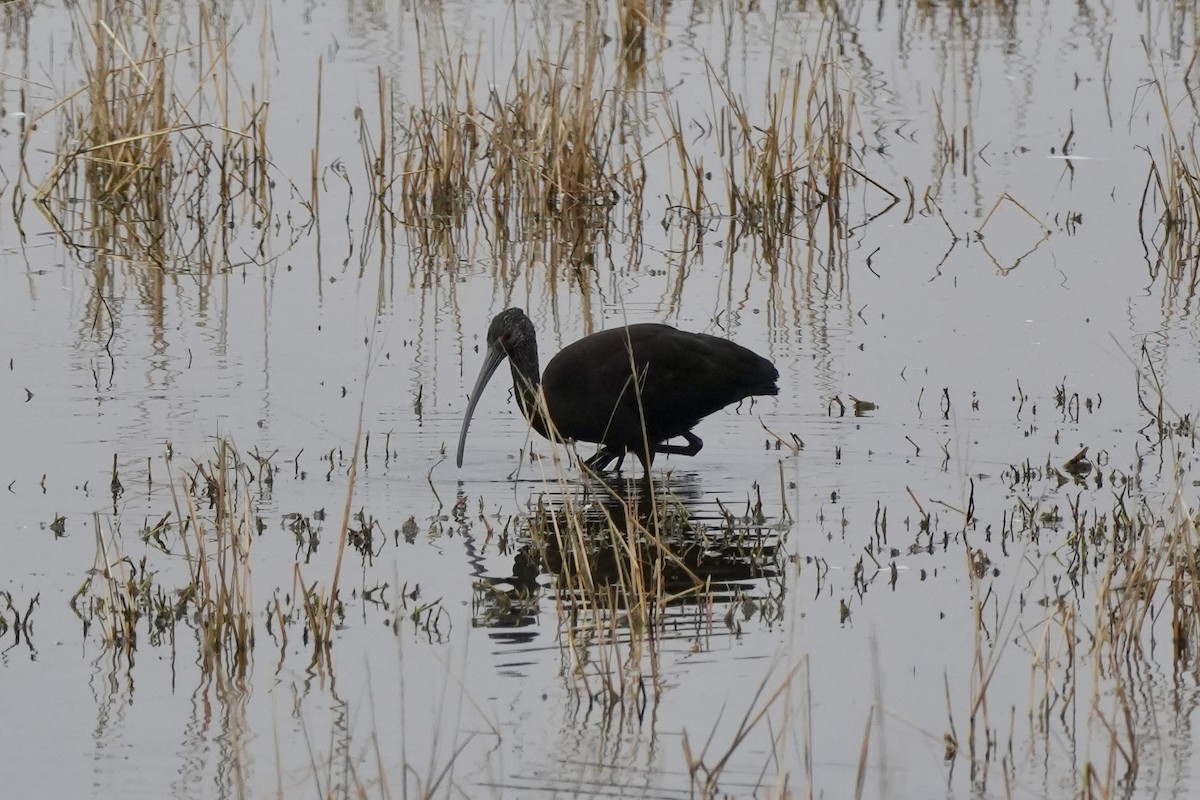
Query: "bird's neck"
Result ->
[[507, 353, 551, 439]]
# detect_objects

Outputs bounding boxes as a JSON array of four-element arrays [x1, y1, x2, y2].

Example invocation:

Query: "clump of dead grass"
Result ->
[[400, 6, 622, 278], [661, 18, 896, 280], [169, 437, 258, 675], [33, 0, 296, 275], [71, 440, 260, 672], [396, 5, 896, 293], [69, 436, 390, 677]]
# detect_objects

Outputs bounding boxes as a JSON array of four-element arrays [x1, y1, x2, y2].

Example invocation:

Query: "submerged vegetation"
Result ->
[[2, 0, 1200, 797]]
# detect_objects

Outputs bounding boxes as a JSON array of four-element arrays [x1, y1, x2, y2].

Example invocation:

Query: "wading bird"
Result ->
[[456, 308, 779, 474]]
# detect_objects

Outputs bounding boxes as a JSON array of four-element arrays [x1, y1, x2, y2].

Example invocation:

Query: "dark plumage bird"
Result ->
[[456, 308, 779, 474]]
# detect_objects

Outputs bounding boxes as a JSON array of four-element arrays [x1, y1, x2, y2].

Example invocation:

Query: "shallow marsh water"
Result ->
[[2, 1, 1200, 798]]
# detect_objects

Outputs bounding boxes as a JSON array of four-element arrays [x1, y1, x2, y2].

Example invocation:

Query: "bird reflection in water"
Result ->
[[470, 472, 787, 639]]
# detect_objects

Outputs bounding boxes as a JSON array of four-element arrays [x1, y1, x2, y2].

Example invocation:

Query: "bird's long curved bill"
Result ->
[[456, 343, 507, 468]]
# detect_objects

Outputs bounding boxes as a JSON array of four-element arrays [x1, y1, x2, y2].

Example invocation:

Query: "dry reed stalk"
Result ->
[[1139, 46, 1200, 301], [71, 511, 142, 652], [682, 660, 804, 797]]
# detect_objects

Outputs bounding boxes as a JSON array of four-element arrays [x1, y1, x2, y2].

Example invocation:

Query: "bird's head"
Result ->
[[457, 308, 539, 468], [487, 307, 536, 358]]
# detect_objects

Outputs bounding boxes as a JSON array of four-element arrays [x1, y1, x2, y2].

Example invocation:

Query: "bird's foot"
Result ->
[[583, 448, 625, 473], [651, 431, 703, 458]]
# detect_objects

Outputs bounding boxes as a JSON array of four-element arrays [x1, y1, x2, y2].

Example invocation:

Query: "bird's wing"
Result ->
[[542, 324, 777, 449]]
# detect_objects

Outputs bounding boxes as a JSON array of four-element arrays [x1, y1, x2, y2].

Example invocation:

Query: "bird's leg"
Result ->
[[583, 448, 625, 472], [651, 432, 703, 457], [633, 446, 655, 495]]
